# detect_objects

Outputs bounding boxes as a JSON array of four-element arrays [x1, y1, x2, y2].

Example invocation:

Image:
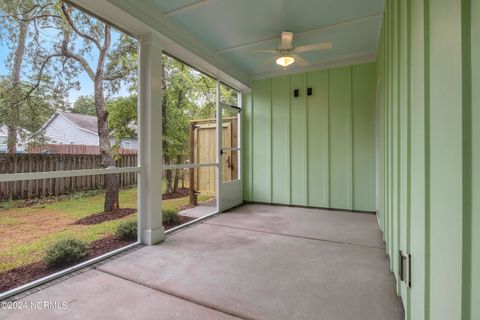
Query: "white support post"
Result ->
[[138, 33, 164, 245], [237, 91, 242, 182], [216, 80, 222, 212]]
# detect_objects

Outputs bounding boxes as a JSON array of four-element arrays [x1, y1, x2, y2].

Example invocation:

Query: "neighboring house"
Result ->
[[0, 125, 30, 153], [38, 111, 138, 150]]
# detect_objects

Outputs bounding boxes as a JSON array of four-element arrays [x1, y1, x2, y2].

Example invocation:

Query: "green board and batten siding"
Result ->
[[290, 73, 308, 206], [328, 67, 353, 210], [378, 0, 479, 319], [243, 2, 480, 318], [271, 76, 291, 204], [242, 62, 377, 212], [250, 79, 271, 203], [472, 1, 480, 319], [352, 64, 376, 212], [307, 71, 329, 208]]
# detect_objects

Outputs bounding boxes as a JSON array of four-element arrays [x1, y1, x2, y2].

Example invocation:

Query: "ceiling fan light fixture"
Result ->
[[276, 55, 294, 67]]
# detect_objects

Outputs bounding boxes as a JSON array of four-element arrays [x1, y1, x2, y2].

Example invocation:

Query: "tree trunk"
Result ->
[[8, 20, 29, 154], [95, 27, 119, 212], [172, 76, 185, 194], [165, 160, 173, 194], [173, 170, 179, 193], [7, 126, 17, 154], [59, 5, 119, 212], [97, 88, 119, 212], [161, 58, 174, 194], [173, 155, 182, 192]]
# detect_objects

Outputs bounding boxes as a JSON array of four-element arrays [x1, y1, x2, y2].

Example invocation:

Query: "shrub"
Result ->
[[162, 209, 180, 225], [44, 238, 87, 268], [116, 220, 137, 240]]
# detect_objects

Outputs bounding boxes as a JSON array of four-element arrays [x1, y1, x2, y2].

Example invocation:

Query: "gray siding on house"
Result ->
[[109, 138, 138, 150], [43, 114, 99, 145], [0, 125, 29, 153]]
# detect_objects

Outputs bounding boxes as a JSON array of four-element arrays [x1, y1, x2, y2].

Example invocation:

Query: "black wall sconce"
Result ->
[[307, 87, 313, 96], [293, 89, 299, 97]]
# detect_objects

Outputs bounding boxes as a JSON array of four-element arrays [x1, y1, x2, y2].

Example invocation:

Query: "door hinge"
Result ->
[[399, 251, 411, 288]]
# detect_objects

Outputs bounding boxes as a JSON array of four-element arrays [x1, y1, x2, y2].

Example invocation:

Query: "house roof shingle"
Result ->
[[57, 111, 137, 135], [58, 111, 98, 133]]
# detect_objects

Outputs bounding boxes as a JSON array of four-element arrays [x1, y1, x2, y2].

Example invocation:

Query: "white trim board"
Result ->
[[162, 162, 218, 170], [0, 167, 140, 182]]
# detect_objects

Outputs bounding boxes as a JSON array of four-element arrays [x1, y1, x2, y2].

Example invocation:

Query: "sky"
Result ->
[[0, 13, 133, 105]]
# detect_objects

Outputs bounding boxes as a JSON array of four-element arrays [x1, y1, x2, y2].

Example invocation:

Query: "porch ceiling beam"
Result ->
[[164, 0, 219, 17], [216, 12, 384, 54]]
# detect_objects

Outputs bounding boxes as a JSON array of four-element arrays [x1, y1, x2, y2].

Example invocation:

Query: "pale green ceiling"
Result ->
[[109, 0, 384, 77]]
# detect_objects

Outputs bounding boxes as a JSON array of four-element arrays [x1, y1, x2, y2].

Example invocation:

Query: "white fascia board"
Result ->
[[71, 0, 251, 92]]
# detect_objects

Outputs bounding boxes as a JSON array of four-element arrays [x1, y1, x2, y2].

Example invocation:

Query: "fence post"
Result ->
[[189, 121, 197, 206]]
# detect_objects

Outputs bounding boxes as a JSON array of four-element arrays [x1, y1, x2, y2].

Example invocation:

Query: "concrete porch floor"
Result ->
[[179, 200, 217, 218], [0, 204, 404, 320]]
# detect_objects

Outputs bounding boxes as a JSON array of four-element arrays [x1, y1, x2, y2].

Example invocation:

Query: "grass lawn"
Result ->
[[0, 188, 213, 273]]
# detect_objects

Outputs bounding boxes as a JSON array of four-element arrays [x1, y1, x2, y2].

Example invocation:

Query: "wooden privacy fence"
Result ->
[[28, 144, 137, 155], [0, 154, 137, 201], [189, 117, 238, 197]]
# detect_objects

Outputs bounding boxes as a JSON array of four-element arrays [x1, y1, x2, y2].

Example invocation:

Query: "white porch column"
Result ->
[[138, 33, 164, 245], [215, 80, 223, 212]]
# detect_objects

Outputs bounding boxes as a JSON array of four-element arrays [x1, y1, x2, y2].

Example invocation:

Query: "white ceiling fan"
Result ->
[[254, 31, 333, 69]]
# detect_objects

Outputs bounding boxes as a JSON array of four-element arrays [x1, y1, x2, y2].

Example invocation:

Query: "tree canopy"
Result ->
[[0, 0, 239, 197], [107, 95, 137, 141], [70, 95, 95, 116]]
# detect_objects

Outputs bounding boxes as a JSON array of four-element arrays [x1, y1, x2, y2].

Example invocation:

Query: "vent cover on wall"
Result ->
[[399, 251, 411, 288]]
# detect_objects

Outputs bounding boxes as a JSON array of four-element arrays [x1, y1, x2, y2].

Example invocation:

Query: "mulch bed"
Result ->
[[73, 188, 196, 225], [0, 235, 134, 293], [164, 215, 195, 230], [0, 215, 197, 294], [0, 261, 47, 294], [162, 187, 189, 200], [74, 208, 137, 225]]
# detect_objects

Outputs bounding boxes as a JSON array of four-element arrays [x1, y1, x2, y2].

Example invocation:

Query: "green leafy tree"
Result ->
[[0, 0, 65, 153], [161, 55, 237, 193], [71, 95, 95, 115], [1, 1, 138, 211], [0, 78, 56, 134], [107, 95, 137, 142], [56, 2, 137, 211]]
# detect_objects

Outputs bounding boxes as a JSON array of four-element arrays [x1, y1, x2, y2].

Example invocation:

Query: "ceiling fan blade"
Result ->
[[292, 54, 309, 67], [280, 31, 293, 49], [294, 42, 333, 53], [259, 56, 278, 68], [251, 49, 278, 54]]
